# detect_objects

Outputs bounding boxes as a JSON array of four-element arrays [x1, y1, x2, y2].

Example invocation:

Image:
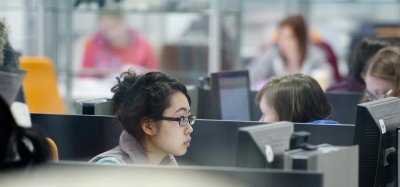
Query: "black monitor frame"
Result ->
[[353, 97, 400, 187], [210, 70, 252, 121], [397, 126, 400, 187]]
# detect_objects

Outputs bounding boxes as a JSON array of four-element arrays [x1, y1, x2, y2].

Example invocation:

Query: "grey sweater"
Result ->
[[89, 130, 178, 166], [248, 44, 333, 89]]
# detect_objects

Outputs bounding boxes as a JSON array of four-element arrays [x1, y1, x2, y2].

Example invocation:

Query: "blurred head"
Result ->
[[364, 46, 400, 101], [98, 13, 129, 47], [256, 74, 332, 123], [351, 37, 400, 84], [112, 70, 193, 156], [278, 15, 308, 64]]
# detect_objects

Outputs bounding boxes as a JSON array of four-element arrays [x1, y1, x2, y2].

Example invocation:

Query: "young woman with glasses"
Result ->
[[89, 70, 195, 165], [363, 46, 400, 102]]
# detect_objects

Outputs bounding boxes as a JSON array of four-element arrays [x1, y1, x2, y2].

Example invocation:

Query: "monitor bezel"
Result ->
[[210, 70, 252, 121], [235, 121, 294, 169], [353, 97, 400, 187]]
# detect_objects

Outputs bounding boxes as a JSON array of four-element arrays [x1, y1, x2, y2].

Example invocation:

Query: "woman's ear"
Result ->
[[141, 117, 157, 136]]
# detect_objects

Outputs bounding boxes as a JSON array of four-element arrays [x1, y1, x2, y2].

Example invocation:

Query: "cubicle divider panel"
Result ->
[[294, 123, 355, 146], [31, 113, 122, 161], [326, 92, 363, 124], [177, 119, 263, 167], [31, 113, 355, 167]]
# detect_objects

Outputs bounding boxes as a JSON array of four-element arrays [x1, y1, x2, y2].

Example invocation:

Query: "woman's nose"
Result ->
[[186, 124, 193, 134]]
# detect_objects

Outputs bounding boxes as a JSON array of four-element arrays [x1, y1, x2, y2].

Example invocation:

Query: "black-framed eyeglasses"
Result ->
[[365, 89, 393, 101], [161, 115, 196, 126]]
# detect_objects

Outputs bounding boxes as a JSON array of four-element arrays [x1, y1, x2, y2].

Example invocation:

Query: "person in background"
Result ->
[[82, 10, 158, 78], [248, 14, 333, 91], [362, 46, 400, 102], [327, 37, 400, 93], [255, 74, 338, 124], [89, 70, 194, 165]]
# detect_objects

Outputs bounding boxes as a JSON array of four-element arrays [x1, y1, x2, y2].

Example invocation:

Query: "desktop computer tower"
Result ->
[[284, 144, 358, 187]]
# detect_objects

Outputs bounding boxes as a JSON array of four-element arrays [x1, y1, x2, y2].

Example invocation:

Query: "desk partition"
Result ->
[[31, 113, 122, 161], [325, 92, 363, 124], [32, 113, 355, 167]]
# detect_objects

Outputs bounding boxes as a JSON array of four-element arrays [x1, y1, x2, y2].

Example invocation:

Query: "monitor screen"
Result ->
[[353, 97, 400, 187], [211, 70, 251, 121], [235, 122, 294, 169]]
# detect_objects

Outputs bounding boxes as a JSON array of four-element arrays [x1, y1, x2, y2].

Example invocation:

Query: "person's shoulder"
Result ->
[[261, 44, 279, 56], [307, 120, 339, 125], [252, 44, 280, 65], [130, 29, 150, 44], [308, 44, 326, 56], [96, 157, 123, 165]]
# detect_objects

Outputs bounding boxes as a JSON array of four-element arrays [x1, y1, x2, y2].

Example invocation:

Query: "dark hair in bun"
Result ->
[[111, 70, 191, 142]]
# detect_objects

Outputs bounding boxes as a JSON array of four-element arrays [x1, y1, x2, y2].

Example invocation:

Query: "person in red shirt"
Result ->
[[82, 12, 159, 77]]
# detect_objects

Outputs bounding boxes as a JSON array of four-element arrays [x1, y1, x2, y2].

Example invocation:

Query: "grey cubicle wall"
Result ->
[[178, 120, 355, 167], [31, 113, 355, 166], [325, 92, 363, 124], [31, 113, 122, 161]]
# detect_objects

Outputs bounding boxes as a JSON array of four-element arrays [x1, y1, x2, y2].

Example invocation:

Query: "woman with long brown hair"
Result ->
[[248, 15, 333, 90]]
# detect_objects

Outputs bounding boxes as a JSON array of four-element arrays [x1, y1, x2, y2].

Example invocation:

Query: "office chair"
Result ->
[[45, 138, 59, 161], [19, 57, 67, 114]]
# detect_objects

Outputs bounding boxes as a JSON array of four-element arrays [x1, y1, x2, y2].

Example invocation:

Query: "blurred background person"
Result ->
[[255, 74, 337, 124], [247, 14, 333, 91], [327, 37, 400, 93], [82, 9, 159, 79], [362, 46, 400, 102]]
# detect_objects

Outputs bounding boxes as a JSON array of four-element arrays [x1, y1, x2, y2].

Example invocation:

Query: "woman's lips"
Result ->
[[184, 139, 191, 147]]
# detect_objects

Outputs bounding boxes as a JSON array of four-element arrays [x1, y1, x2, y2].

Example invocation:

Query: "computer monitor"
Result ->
[[210, 70, 251, 121], [235, 122, 294, 169], [353, 97, 400, 187], [185, 85, 199, 117], [75, 97, 113, 115], [397, 126, 400, 187]]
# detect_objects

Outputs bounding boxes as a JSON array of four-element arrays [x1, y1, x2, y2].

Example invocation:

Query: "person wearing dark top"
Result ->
[[327, 37, 400, 93]]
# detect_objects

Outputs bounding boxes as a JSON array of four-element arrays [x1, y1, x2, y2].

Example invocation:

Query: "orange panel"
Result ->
[[19, 57, 66, 114]]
